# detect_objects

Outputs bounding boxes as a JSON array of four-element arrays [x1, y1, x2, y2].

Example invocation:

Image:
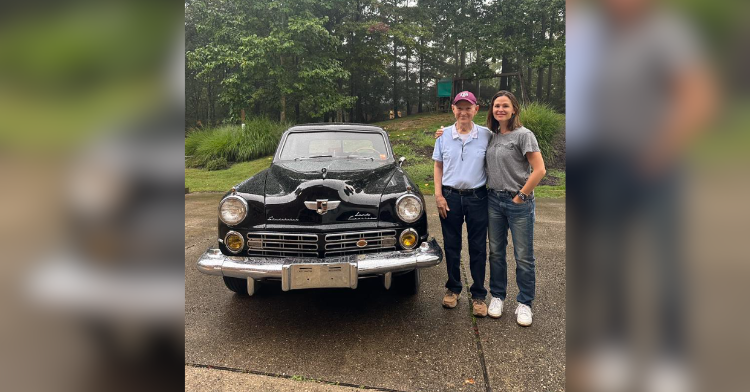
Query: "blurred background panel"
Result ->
[[0, 1, 185, 391], [567, 0, 749, 391]]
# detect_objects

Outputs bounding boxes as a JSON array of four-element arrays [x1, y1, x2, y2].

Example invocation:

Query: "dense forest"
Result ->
[[185, 0, 565, 128]]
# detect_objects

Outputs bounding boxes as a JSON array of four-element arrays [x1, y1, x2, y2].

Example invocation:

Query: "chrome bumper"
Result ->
[[196, 238, 443, 290]]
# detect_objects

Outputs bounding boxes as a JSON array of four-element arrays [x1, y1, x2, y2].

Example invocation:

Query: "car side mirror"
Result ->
[[398, 156, 406, 167]]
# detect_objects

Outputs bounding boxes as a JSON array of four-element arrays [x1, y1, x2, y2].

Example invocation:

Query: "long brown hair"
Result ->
[[486, 90, 522, 133]]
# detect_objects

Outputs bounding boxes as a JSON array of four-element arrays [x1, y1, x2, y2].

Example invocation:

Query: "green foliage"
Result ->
[[403, 161, 434, 189], [186, 0, 355, 123], [392, 143, 414, 158], [519, 102, 564, 166], [415, 131, 438, 151], [185, 157, 273, 193], [185, 118, 287, 168], [205, 157, 229, 171], [186, 0, 566, 126]]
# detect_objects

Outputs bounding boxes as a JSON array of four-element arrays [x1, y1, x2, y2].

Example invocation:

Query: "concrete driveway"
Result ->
[[185, 194, 565, 392]]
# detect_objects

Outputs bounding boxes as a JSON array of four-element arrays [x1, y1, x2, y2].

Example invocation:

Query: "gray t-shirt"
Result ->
[[485, 126, 540, 194], [592, 9, 704, 152]]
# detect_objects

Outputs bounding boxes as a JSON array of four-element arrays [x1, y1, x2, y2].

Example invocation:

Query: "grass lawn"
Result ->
[[185, 111, 565, 198], [185, 156, 272, 192]]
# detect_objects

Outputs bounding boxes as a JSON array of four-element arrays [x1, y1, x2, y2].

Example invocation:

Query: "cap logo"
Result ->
[[460, 92, 469, 97]]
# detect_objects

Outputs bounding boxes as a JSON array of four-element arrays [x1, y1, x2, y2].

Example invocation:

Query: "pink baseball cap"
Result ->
[[452, 91, 477, 105]]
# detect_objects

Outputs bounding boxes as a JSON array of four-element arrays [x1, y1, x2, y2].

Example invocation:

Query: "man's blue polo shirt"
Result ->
[[432, 122, 492, 189]]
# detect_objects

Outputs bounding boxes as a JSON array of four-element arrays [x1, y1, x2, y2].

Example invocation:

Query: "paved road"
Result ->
[[185, 194, 565, 392]]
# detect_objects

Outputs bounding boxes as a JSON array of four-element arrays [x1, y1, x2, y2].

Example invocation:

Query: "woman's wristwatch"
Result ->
[[516, 191, 529, 201]]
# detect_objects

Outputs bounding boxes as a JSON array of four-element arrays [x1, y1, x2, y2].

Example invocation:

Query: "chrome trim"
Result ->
[[280, 262, 358, 291], [246, 232, 319, 257], [395, 194, 423, 223], [399, 228, 419, 250], [241, 230, 402, 257], [248, 249, 319, 258], [303, 199, 341, 215], [383, 272, 392, 290], [325, 247, 396, 257], [224, 231, 244, 254], [325, 230, 396, 242], [249, 241, 317, 251], [247, 278, 255, 296], [196, 238, 444, 287], [219, 195, 249, 226], [247, 232, 318, 242]]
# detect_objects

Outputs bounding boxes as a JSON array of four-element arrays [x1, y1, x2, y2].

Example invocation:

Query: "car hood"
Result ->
[[263, 159, 398, 225]]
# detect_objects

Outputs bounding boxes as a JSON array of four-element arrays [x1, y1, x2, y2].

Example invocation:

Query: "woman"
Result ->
[[436, 91, 546, 326]]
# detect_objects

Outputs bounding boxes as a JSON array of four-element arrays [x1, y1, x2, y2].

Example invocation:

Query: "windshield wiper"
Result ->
[[345, 155, 374, 160], [296, 154, 333, 161]]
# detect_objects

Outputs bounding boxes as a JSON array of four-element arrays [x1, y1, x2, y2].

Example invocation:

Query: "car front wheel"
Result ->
[[396, 268, 420, 295], [222, 276, 254, 295]]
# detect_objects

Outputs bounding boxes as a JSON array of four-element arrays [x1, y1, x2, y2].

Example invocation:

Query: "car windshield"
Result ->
[[278, 131, 390, 161]]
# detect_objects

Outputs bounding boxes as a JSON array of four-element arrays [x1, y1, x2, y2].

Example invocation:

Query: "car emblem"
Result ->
[[304, 199, 341, 215], [356, 239, 368, 248]]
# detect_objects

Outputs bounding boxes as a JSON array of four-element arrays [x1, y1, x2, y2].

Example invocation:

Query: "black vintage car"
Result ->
[[197, 123, 443, 295]]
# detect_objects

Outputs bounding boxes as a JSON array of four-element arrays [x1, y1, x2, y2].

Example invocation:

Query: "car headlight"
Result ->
[[219, 196, 248, 226], [399, 228, 418, 249], [224, 231, 244, 253], [396, 194, 423, 223]]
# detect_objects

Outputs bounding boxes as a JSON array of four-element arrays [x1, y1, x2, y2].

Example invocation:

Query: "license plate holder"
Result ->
[[282, 262, 357, 290]]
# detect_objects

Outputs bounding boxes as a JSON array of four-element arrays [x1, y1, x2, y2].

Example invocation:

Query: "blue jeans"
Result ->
[[488, 190, 536, 306], [439, 186, 488, 299]]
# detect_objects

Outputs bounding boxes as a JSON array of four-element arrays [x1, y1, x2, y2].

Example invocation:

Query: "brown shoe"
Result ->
[[472, 299, 488, 317], [442, 290, 459, 309]]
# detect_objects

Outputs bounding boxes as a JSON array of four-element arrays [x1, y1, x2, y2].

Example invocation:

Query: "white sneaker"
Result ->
[[515, 303, 533, 326], [488, 298, 503, 318]]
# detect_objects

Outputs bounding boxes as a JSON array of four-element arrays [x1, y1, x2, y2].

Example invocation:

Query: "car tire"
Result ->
[[223, 276, 253, 295], [396, 268, 420, 295]]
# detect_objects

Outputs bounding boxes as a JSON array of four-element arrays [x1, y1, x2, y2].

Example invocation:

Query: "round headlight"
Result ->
[[399, 228, 418, 249], [219, 196, 248, 226], [396, 194, 423, 223], [224, 231, 244, 253]]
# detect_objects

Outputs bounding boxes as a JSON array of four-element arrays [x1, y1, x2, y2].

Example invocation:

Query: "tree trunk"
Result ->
[[405, 45, 411, 116], [454, 42, 460, 78], [418, 38, 424, 113], [459, 46, 466, 78], [350, 4, 360, 122], [557, 64, 565, 102], [536, 67, 544, 100], [280, 55, 286, 123], [546, 12, 555, 102], [392, 39, 399, 115], [207, 80, 214, 126], [500, 55, 509, 90], [546, 63, 553, 102], [526, 64, 532, 93]]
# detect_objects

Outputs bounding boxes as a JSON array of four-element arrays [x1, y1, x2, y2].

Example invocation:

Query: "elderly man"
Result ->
[[432, 91, 492, 317]]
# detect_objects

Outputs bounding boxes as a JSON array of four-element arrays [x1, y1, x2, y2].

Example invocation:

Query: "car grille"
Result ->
[[324, 230, 397, 256], [246, 230, 397, 258], [246, 232, 319, 257]]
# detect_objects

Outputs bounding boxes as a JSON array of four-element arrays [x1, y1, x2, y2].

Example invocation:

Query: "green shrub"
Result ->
[[206, 157, 229, 171], [519, 102, 564, 166], [184, 118, 288, 168], [392, 143, 414, 157], [403, 161, 434, 185], [185, 128, 211, 157], [415, 131, 438, 150]]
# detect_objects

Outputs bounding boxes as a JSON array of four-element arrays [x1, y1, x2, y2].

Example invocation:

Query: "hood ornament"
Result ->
[[304, 199, 340, 215], [321, 167, 327, 179]]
